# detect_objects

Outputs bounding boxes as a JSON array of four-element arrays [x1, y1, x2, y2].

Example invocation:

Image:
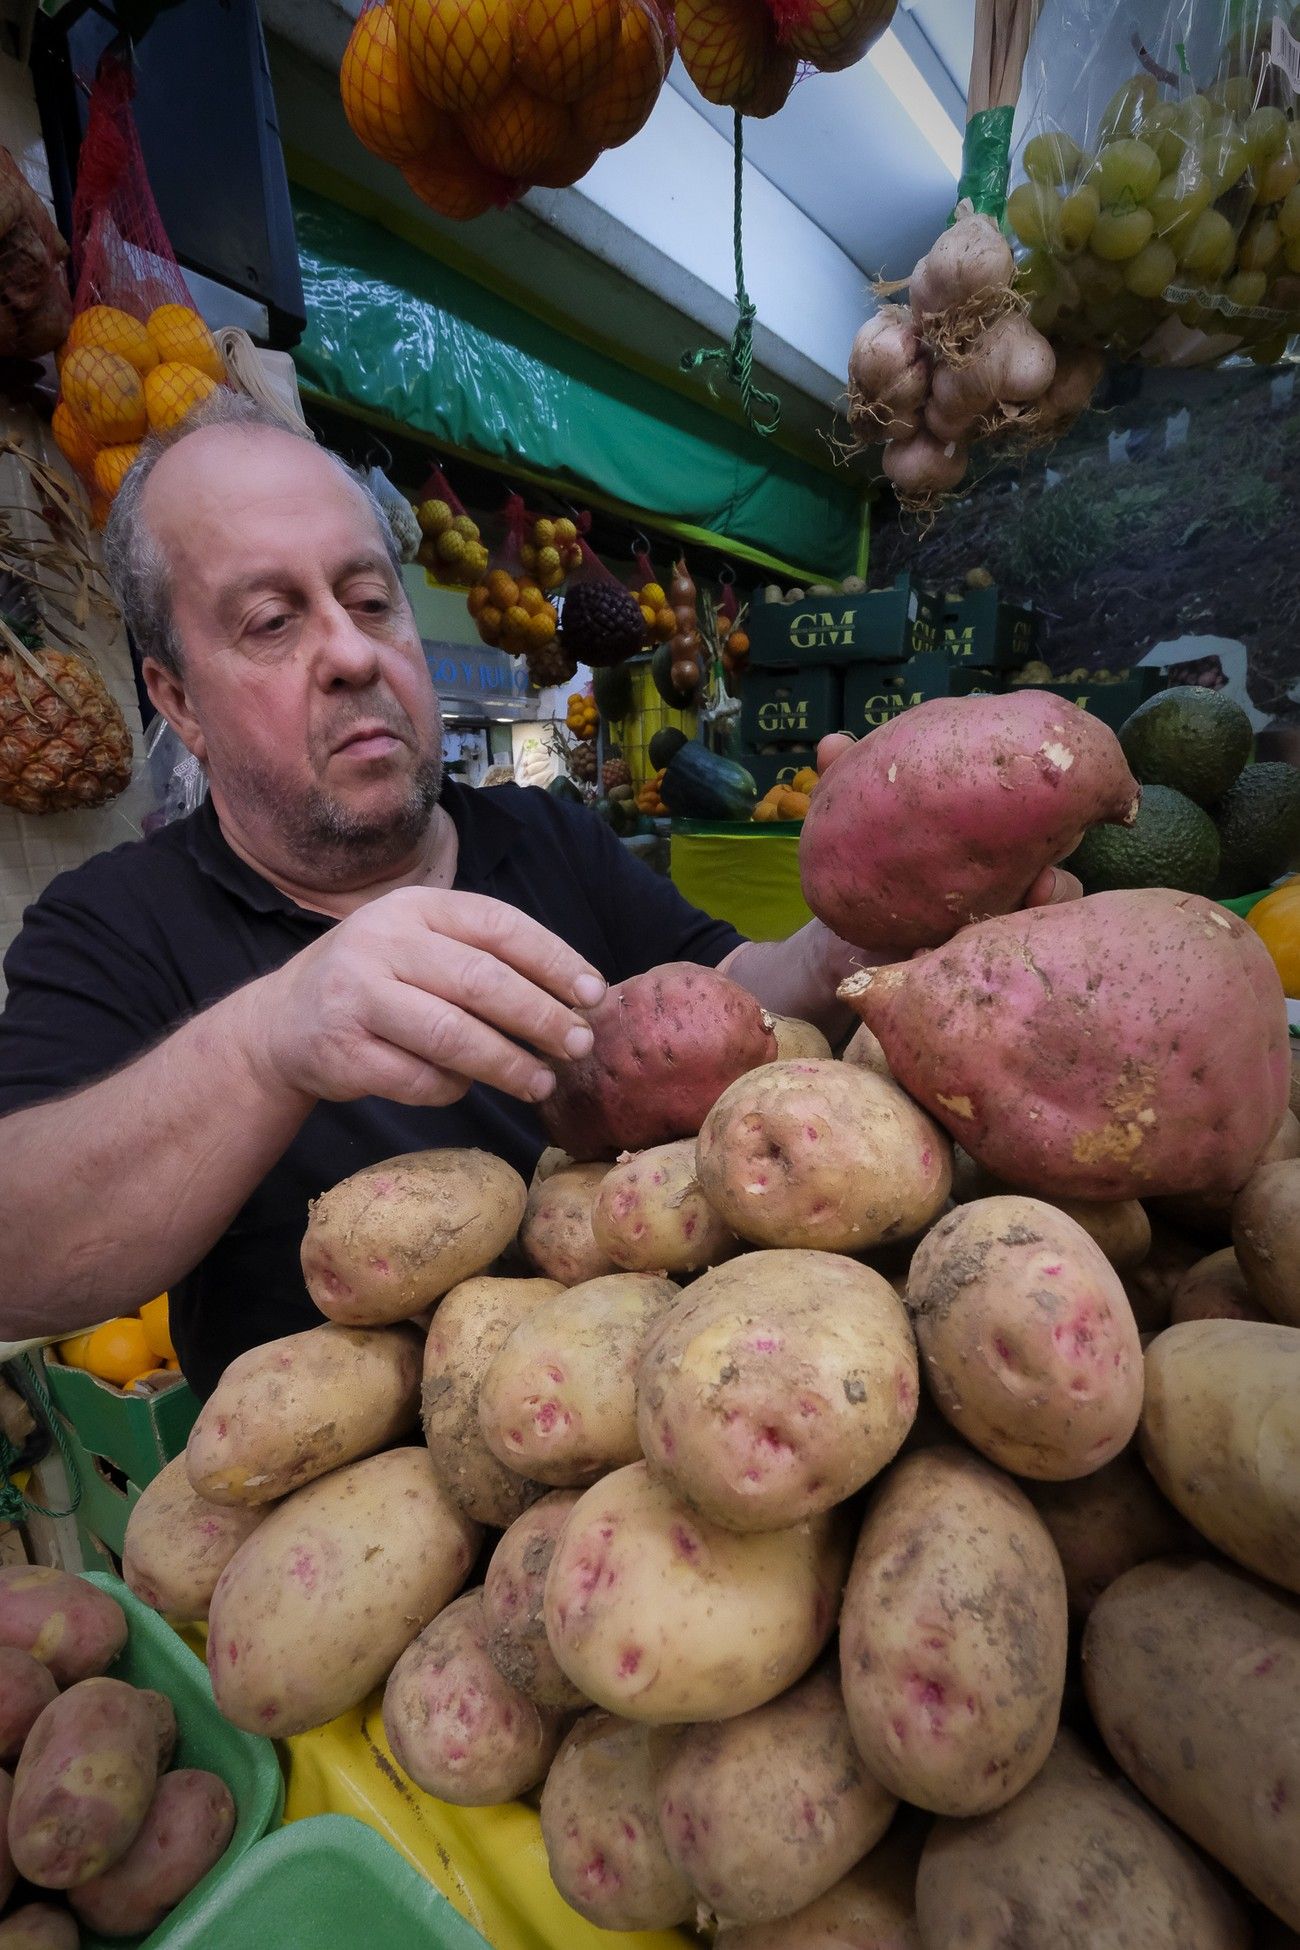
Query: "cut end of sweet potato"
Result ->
[[838, 970, 875, 1000]]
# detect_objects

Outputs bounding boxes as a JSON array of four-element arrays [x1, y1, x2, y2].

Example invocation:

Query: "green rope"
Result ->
[[680, 112, 782, 438], [0, 1357, 82, 1523]]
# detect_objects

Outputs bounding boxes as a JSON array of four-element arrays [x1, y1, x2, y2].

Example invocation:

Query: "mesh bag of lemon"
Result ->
[[50, 52, 228, 524], [467, 494, 583, 687], [413, 462, 489, 586], [1007, 0, 1300, 367]]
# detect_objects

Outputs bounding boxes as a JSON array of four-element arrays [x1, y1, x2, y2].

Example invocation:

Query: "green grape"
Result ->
[[1152, 120, 1193, 173], [1027, 294, 1062, 333], [1072, 251, 1124, 302], [1243, 106, 1289, 164], [1099, 74, 1158, 142], [1170, 94, 1217, 140], [1284, 233, 1300, 273], [1208, 74, 1254, 117], [1092, 206, 1155, 260], [1239, 216, 1281, 270], [1006, 181, 1063, 251], [1201, 129, 1251, 195], [1123, 238, 1177, 298], [1254, 151, 1300, 205], [1023, 131, 1087, 187], [1278, 182, 1300, 240], [1093, 138, 1161, 208], [1148, 166, 1213, 236], [1177, 208, 1237, 276], [1059, 181, 1100, 251], [1226, 268, 1268, 307], [1014, 249, 1059, 299]]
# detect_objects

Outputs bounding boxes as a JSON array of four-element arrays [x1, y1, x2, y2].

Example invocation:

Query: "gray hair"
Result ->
[[103, 390, 402, 679]]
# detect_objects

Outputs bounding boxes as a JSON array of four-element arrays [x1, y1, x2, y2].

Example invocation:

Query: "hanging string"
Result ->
[[680, 112, 782, 438]]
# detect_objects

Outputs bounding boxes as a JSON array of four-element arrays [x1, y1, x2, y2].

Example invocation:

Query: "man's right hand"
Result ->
[[240, 888, 605, 1109]]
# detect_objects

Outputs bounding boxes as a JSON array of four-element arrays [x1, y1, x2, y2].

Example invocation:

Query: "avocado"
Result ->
[[1118, 685, 1253, 807], [1068, 783, 1221, 895], [648, 726, 688, 771], [1213, 762, 1300, 896]]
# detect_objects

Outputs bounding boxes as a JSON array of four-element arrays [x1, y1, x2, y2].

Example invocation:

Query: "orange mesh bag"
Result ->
[[0, 148, 72, 362], [467, 494, 573, 685], [413, 461, 487, 584]]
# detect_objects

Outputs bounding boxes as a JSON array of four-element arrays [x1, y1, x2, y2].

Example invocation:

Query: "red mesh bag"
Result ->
[[413, 461, 486, 585], [0, 149, 72, 363], [467, 493, 573, 684], [52, 52, 227, 520]]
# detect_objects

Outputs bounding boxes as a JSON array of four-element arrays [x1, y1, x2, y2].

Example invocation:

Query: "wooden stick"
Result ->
[[968, 0, 1044, 118]]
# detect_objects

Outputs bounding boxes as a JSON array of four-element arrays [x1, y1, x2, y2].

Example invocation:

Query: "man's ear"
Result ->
[[142, 658, 207, 765]]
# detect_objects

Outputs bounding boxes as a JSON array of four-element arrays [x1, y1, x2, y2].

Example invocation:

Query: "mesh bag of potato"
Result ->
[[1008, 0, 1300, 366], [52, 52, 227, 521]]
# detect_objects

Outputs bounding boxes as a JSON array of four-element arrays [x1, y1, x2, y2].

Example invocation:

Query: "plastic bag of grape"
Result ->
[[1006, 1, 1300, 367]]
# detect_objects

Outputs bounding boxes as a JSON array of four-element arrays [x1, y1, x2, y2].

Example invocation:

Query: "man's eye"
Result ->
[[255, 614, 290, 636]]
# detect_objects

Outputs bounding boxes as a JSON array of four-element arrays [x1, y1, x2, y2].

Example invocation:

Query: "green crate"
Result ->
[[43, 1360, 198, 1490], [841, 653, 953, 736], [949, 667, 1007, 697], [911, 585, 1037, 669], [747, 575, 914, 667], [76, 1572, 284, 1950], [156, 1814, 490, 1950], [1016, 672, 1164, 731], [739, 665, 840, 748]]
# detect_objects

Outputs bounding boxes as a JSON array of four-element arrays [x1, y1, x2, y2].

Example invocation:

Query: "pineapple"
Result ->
[[0, 578, 132, 815]]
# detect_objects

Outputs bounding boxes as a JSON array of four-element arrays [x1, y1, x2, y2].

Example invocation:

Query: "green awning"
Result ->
[[290, 187, 861, 577]]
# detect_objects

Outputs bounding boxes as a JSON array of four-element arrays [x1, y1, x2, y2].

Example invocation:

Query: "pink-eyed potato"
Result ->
[[10, 1678, 158, 1888], [842, 890, 1289, 1201], [540, 1712, 694, 1931], [139, 1690, 177, 1771], [800, 690, 1140, 952], [479, 1273, 678, 1486], [123, 1455, 269, 1623], [382, 1589, 564, 1805], [540, 963, 778, 1160], [949, 1154, 1151, 1271], [420, 1275, 562, 1526], [0, 1651, 57, 1764], [0, 1908, 79, 1950], [544, 1462, 850, 1722], [68, 1769, 235, 1937], [839, 1447, 1067, 1816], [1123, 1218, 1202, 1334], [916, 1728, 1249, 1950], [0, 1568, 126, 1687], [1154, 1108, 1300, 1241], [636, 1251, 918, 1532], [591, 1142, 738, 1274], [1028, 1447, 1192, 1618], [483, 1492, 586, 1708], [696, 1060, 952, 1253], [301, 1148, 527, 1324], [1139, 1320, 1300, 1593], [651, 1662, 897, 1925], [519, 1163, 619, 1285], [0, 1769, 14, 1908], [1232, 1158, 1300, 1327], [714, 1827, 922, 1950], [771, 1016, 833, 1060], [905, 1196, 1144, 1480], [1170, 1248, 1270, 1325], [184, 1322, 422, 1506], [1084, 1557, 1300, 1930], [207, 1448, 479, 1736]]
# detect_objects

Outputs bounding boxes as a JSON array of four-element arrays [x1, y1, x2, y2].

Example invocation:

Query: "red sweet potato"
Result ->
[[800, 690, 1139, 951], [841, 890, 1289, 1201]]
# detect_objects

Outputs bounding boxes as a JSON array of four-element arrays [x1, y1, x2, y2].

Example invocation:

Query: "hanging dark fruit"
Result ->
[[526, 640, 579, 689], [570, 739, 599, 782], [560, 582, 647, 668]]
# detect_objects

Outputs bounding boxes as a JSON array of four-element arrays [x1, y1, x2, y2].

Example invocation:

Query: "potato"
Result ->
[[714, 1826, 922, 1950], [591, 1142, 738, 1274], [637, 1250, 918, 1532], [1084, 1557, 1300, 1930], [0, 1907, 79, 1950], [1140, 1319, 1300, 1592], [1028, 1448, 1191, 1618], [0, 1768, 14, 1909], [122, 1456, 269, 1623], [10, 1678, 158, 1888], [1123, 1217, 1202, 1333], [652, 1662, 897, 1925], [301, 1148, 527, 1324], [841, 1022, 892, 1076], [519, 1163, 618, 1285], [1232, 1158, 1300, 1326], [207, 1447, 479, 1736], [382, 1589, 563, 1805], [544, 1462, 849, 1722], [948, 1153, 1152, 1272], [770, 1016, 833, 1061], [1155, 1108, 1300, 1241], [479, 1273, 678, 1486], [482, 1493, 586, 1708], [539, 1712, 694, 1931], [421, 1275, 561, 1526], [185, 1322, 422, 1506], [0, 1568, 126, 1687], [139, 1688, 177, 1770], [906, 1197, 1144, 1479], [839, 1447, 1067, 1816], [531, 1145, 572, 1185], [915, 1728, 1249, 1950], [68, 1769, 235, 1937], [1170, 1247, 1270, 1324], [696, 1060, 951, 1252], [0, 1650, 56, 1763]]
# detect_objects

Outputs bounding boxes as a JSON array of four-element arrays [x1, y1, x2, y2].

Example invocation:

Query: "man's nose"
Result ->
[[314, 598, 383, 687]]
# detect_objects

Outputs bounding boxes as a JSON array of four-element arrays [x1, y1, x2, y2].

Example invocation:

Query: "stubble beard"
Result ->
[[223, 743, 444, 883]]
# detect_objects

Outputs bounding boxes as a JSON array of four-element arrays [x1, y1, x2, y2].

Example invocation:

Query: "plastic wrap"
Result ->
[[1009, 1, 1300, 365]]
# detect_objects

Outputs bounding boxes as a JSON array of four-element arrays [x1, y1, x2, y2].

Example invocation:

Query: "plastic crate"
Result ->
[[911, 584, 1038, 669], [747, 575, 914, 667], [76, 1572, 284, 1950], [739, 665, 841, 748], [155, 1815, 490, 1950], [841, 653, 953, 736], [43, 1360, 198, 1566]]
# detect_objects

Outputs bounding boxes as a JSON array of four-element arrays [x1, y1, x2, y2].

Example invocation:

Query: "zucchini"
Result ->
[[659, 742, 758, 821]]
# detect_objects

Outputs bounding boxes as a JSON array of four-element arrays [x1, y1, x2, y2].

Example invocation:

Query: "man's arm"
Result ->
[[0, 888, 606, 1340]]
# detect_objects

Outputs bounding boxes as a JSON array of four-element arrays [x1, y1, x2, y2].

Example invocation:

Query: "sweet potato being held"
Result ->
[[800, 690, 1140, 951], [841, 890, 1289, 1201]]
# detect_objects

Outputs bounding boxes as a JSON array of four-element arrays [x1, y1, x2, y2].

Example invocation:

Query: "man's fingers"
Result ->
[[1024, 866, 1084, 909], [388, 934, 594, 1065], [816, 733, 856, 776], [412, 890, 606, 1008], [366, 983, 556, 1104]]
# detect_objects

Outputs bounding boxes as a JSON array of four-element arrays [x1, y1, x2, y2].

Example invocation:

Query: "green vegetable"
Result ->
[[1214, 762, 1300, 895], [659, 743, 758, 821], [648, 726, 688, 771], [1118, 686, 1252, 807], [1068, 783, 1220, 895]]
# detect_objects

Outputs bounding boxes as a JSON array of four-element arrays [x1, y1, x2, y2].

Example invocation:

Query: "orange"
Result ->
[[400, 143, 509, 219], [83, 1317, 152, 1387], [465, 79, 571, 177], [50, 399, 99, 477], [139, 1293, 176, 1361], [92, 443, 141, 500], [527, 132, 602, 189], [675, 0, 776, 108], [146, 304, 226, 383], [144, 362, 220, 435], [55, 1331, 95, 1369], [61, 347, 148, 445], [392, 0, 515, 116], [768, 0, 891, 70], [514, 0, 622, 104], [570, 0, 668, 150], [66, 304, 157, 376], [339, 5, 446, 163]]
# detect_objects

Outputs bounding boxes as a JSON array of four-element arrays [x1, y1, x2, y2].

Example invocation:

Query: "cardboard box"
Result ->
[[911, 584, 1038, 669], [740, 665, 841, 748], [841, 654, 953, 736], [747, 575, 914, 667]]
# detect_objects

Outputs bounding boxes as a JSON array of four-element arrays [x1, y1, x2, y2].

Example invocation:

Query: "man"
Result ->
[[0, 398, 1071, 1394]]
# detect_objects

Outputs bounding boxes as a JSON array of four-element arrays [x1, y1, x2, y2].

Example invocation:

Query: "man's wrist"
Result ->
[[208, 973, 314, 1120]]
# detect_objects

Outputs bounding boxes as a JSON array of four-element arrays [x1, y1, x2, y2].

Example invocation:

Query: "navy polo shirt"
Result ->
[[0, 781, 742, 1397]]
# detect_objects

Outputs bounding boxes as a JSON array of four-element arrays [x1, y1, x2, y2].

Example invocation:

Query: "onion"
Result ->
[[883, 431, 970, 499], [910, 212, 1013, 318], [925, 393, 979, 444], [847, 305, 926, 399], [930, 357, 995, 417], [963, 312, 1057, 406]]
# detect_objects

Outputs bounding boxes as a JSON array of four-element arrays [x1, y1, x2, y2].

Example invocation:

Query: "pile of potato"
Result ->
[[0, 1566, 234, 1945]]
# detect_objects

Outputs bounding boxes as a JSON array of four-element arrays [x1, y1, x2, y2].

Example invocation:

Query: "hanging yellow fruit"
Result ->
[[145, 304, 227, 383], [465, 79, 572, 177], [66, 304, 157, 377], [92, 443, 142, 500], [392, 0, 516, 115], [675, 0, 788, 110], [144, 362, 220, 435], [50, 399, 100, 477], [340, 4, 447, 161], [570, 0, 669, 149], [61, 347, 148, 445], [514, 0, 623, 103], [766, 0, 892, 71], [528, 130, 603, 188], [401, 142, 509, 218]]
